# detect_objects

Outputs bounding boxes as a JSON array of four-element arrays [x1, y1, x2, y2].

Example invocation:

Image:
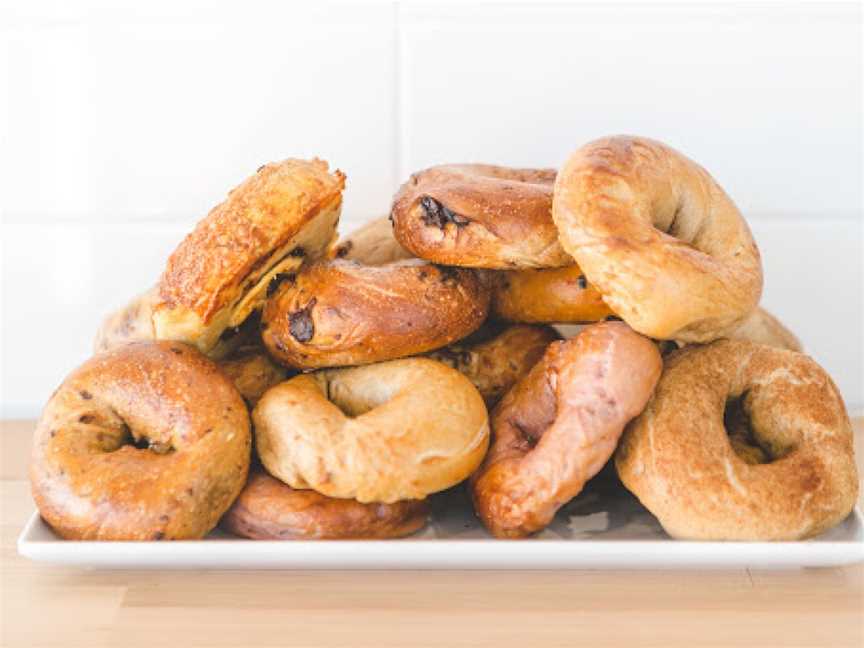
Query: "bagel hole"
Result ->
[[107, 422, 174, 455], [723, 395, 788, 465], [323, 376, 394, 418]]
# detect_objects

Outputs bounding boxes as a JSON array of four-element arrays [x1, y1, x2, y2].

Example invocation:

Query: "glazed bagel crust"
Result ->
[[471, 322, 662, 538], [30, 342, 251, 540], [552, 136, 763, 342], [254, 358, 489, 503], [391, 164, 573, 269], [615, 340, 858, 540], [222, 469, 429, 540], [261, 259, 490, 369], [427, 323, 559, 406], [332, 216, 413, 265], [155, 159, 344, 354], [491, 265, 614, 323]]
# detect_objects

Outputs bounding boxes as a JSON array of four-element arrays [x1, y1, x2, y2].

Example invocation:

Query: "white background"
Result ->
[[1, 1, 862, 416]]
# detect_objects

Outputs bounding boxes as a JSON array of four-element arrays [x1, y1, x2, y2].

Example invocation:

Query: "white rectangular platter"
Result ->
[[18, 479, 864, 570]]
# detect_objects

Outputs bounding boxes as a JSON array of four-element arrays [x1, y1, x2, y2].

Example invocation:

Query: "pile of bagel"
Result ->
[[31, 136, 858, 543]]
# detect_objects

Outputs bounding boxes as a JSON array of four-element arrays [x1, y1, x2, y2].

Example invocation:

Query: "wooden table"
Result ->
[[2, 419, 862, 648]]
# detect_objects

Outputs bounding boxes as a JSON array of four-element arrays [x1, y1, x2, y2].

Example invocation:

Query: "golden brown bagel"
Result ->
[[727, 307, 801, 351], [616, 340, 858, 540], [391, 164, 572, 269], [218, 344, 292, 406], [552, 136, 763, 342], [30, 341, 251, 540], [427, 322, 558, 406], [154, 159, 344, 354], [471, 322, 662, 538], [491, 264, 614, 323], [332, 216, 413, 265], [261, 259, 490, 369], [221, 468, 429, 540], [255, 358, 489, 503]]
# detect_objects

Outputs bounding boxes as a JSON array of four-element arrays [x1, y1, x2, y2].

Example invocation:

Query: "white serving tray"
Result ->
[[17, 476, 864, 570]]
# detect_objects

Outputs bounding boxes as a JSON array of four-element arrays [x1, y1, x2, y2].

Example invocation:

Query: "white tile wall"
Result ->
[[2, 1, 862, 416]]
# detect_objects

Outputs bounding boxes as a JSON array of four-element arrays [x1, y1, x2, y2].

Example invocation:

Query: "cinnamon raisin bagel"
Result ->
[[616, 340, 858, 540], [261, 259, 490, 369], [222, 468, 429, 540], [30, 341, 251, 540], [490, 265, 614, 323], [154, 159, 344, 354], [254, 358, 489, 503], [552, 136, 763, 342], [427, 322, 558, 406], [471, 322, 662, 538], [332, 216, 413, 265], [391, 164, 572, 269]]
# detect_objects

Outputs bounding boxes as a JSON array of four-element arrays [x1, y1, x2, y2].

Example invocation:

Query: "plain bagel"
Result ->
[[552, 136, 763, 342], [254, 358, 489, 503]]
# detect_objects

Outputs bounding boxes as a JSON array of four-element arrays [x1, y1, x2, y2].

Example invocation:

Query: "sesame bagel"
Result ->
[[254, 358, 489, 503], [391, 164, 572, 269], [616, 340, 858, 540], [261, 259, 490, 369], [154, 159, 344, 354], [553, 136, 763, 342], [30, 341, 251, 540], [222, 468, 430, 540]]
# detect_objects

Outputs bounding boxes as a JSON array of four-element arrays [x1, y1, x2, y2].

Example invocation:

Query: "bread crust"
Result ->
[[30, 342, 251, 540], [254, 358, 489, 503], [332, 216, 413, 265], [553, 136, 763, 342], [471, 322, 662, 538], [615, 340, 858, 540], [491, 264, 613, 323], [427, 323, 558, 406], [261, 259, 490, 369], [391, 164, 572, 269], [221, 468, 429, 540], [218, 344, 292, 407], [154, 159, 344, 353], [727, 307, 801, 352]]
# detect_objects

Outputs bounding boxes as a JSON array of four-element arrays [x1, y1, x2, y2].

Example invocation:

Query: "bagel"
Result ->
[[427, 322, 558, 406], [254, 358, 489, 503], [222, 468, 429, 540], [727, 307, 801, 352], [218, 344, 292, 406], [616, 340, 858, 540], [332, 216, 413, 265], [490, 264, 613, 323], [552, 136, 763, 342], [30, 341, 251, 540], [154, 159, 345, 354], [261, 259, 490, 369], [391, 164, 572, 269], [471, 321, 662, 538], [94, 287, 259, 358]]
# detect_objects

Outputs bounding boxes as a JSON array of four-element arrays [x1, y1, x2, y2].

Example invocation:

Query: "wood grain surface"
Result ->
[[1, 419, 862, 648]]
